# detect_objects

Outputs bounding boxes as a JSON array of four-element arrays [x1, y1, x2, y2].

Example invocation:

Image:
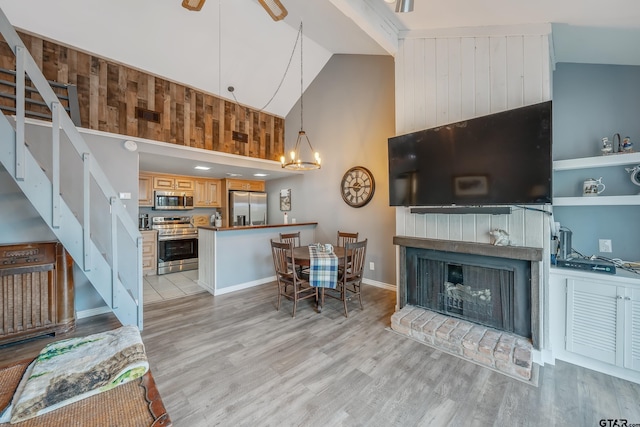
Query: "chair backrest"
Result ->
[[280, 231, 301, 248], [343, 239, 367, 280], [337, 231, 359, 247], [271, 239, 294, 278]]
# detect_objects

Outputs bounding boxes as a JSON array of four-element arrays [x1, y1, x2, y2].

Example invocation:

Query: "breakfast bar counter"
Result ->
[[197, 223, 317, 295]]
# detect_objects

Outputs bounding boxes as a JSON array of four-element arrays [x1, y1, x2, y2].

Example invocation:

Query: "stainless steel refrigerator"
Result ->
[[229, 191, 267, 226]]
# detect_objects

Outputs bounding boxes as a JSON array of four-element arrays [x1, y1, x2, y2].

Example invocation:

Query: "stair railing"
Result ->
[[0, 8, 142, 328]]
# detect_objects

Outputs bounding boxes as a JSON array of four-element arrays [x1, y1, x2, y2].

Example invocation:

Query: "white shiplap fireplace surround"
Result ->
[[392, 24, 553, 363]]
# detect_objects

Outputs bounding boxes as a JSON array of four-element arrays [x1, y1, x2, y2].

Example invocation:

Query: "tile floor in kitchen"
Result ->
[[143, 269, 206, 304]]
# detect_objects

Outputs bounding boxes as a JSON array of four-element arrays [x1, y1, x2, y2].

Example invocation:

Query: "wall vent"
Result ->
[[135, 107, 161, 124], [232, 131, 249, 143]]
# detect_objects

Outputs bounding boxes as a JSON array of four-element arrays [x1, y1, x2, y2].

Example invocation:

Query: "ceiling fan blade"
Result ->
[[258, 0, 288, 21], [182, 0, 206, 11]]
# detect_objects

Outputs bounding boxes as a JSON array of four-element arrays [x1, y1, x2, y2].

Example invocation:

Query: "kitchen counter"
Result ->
[[197, 222, 317, 295], [198, 222, 317, 232]]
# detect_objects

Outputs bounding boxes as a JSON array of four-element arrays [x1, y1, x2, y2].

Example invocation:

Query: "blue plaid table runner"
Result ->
[[308, 245, 338, 289]]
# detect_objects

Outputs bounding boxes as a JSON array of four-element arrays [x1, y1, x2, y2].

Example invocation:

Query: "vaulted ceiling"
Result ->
[[1, 0, 638, 120]]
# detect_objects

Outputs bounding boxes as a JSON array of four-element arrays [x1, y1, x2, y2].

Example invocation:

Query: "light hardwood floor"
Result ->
[[1, 283, 639, 426]]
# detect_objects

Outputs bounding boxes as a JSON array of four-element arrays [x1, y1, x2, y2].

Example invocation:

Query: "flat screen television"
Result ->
[[388, 101, 552, 207]]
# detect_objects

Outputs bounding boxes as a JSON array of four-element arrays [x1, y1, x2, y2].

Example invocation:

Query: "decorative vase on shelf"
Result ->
[[601, 137, 613, 154]]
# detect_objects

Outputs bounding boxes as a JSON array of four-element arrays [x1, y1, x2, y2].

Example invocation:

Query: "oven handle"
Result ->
[[158, 235, 199, 242]]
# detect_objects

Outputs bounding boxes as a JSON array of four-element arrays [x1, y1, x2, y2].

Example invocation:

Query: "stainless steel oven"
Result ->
[[154, 191, 194, 210], [152, 216, 198, 274]]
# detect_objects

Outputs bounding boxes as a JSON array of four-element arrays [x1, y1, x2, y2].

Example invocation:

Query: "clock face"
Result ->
[[341, 166, 375, 208]]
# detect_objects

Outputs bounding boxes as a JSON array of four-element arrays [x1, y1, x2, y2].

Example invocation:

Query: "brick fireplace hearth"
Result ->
[[391, 305, 534, 381], [392, 236, 543, 381]]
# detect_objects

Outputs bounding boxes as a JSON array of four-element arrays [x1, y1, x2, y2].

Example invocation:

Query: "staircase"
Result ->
[[0, 8, 142, 329]]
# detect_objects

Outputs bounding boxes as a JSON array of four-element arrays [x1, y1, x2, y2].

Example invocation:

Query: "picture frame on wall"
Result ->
[[280, 189, 291, 211]]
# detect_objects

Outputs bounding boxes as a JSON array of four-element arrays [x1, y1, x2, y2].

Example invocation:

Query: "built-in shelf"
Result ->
[[553, 152, 640, 171], [553, 195, 640, 206]]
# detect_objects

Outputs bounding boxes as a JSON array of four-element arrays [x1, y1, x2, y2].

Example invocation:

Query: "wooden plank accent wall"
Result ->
[[0, 31, 284, 161]]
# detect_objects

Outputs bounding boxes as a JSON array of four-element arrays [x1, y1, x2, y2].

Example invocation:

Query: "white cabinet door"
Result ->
[[566, 278, 623, 366], [624, 286, 640, 372]]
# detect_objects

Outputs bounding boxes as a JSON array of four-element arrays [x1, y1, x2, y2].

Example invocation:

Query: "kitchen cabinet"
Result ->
[[194, 179, 221, 207], [225, 178, 265, 192], [624, 286, 640, 372], [141, 230, 157, 276], [139, 173, 154, 207], [153, 174, 194, 191], [564, 275, 640, 372]]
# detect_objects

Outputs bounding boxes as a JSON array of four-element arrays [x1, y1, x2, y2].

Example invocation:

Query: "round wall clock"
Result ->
[[340, 166, 375, 208]]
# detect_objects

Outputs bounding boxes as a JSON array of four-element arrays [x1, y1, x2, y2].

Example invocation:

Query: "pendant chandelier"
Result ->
[[281, 22, 321, 171]]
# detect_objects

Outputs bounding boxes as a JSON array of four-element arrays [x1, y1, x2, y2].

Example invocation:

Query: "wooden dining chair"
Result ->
[[323, 239, 367, 317], [337, 231, 358, 247], [280, 231, 308, 277], [280, 231, 301, 247], [270, 239, 317, 318]]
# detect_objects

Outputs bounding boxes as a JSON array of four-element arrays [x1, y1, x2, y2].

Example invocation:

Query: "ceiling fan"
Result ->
[[181, 0, 288, 21]]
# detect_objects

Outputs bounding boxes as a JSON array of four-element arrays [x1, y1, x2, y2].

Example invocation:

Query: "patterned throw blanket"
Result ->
[[308, 244, 338, 289], [0, 325, 148, 424]]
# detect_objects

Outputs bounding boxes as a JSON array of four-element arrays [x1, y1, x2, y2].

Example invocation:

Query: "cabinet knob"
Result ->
[[625, 296, 631, 300], [617, 295, 623, 299]]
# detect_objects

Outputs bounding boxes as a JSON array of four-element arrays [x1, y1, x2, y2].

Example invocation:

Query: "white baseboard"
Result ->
[[76, 305, 111, 319], [213, 276, 276, 296], [363, 278, 396, 291], [207, 276, 395, 296], [540, 349, 555, 366]]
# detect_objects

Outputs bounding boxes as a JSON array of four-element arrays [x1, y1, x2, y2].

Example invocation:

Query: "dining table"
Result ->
[[291, 245, 346, 266], [291, 245, 347, 312]]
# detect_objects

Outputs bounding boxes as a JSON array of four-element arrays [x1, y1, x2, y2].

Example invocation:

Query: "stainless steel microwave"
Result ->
[[153, 191, 194, 210]]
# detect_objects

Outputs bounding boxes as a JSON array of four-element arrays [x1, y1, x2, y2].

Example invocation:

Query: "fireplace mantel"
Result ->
[[393, 236, 543, 262]]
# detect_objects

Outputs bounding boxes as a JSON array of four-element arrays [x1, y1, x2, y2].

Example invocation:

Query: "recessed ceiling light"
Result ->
[[253, 173, 268, 177], [194, 166, 210, 170], [226, 173, 243, 177]]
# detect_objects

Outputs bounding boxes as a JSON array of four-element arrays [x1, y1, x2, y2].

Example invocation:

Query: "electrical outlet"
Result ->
[[369, 262, 375, 271], [599, 239, 612, 253]]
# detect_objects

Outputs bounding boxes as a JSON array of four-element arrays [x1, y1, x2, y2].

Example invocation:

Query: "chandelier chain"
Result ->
[[299, 21, 303, 131], [229, 22, 303, 114]]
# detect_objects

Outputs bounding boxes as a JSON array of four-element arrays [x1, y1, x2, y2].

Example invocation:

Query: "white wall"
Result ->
[[393, 26, 554, 352], [552, 63, 640, 261], [394, 27, 552, 245], [267, 54, 397, 288]]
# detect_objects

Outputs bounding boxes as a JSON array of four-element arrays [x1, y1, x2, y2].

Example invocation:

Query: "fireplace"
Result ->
[[406, 248, 531, 339], [394, 236, 542, 349]]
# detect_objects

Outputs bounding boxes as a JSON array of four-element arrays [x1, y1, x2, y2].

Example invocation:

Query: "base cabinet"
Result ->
[[141, 230, 158, 276], [0, 241, 75, 345], [624, 286, 640, 371], [559, 271, 640, 375]]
